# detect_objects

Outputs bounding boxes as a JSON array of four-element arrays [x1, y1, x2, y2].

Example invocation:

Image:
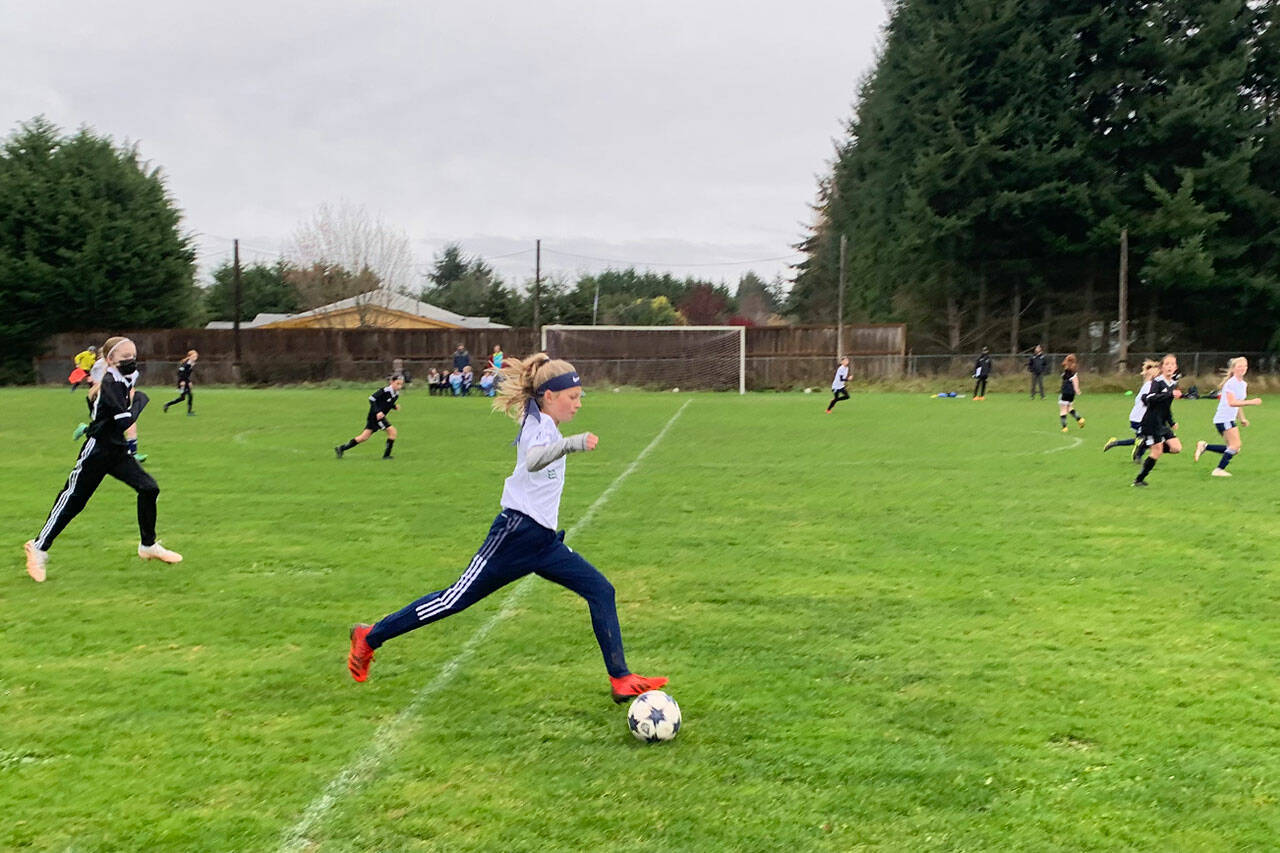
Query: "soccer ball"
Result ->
[[627, 690, 681, 743]]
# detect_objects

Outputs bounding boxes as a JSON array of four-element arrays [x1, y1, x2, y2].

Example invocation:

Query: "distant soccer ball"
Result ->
[[627, 690, 681, 743], [672, 387, 680, 393]]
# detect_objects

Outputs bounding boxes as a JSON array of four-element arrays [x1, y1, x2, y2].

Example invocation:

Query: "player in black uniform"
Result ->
[[1057, 353, 1085, 432], [163, 350, 198, 415], [1132, 353, 1183, 487], [972, 347, 992, 400], [335, 374, 404, 460], [23, 336, 182, 582]]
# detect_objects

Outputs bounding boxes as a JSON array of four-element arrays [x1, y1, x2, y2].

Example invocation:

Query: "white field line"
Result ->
[[278, 399, 691, 853], [1043, 435, 1084, 454]]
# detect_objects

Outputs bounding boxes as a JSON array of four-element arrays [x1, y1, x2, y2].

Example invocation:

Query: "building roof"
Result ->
[[205, 288, 509, 330]]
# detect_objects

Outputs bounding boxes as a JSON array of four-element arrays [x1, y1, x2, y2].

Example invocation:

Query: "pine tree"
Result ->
[[0, 117, 196, 381]]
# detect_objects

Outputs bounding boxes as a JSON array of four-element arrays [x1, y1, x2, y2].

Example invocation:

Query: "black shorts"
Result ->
[[1143, 426, 1176, 446], [366, 416, 391, 433]]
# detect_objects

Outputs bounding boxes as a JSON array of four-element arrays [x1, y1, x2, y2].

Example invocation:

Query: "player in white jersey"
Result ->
[[1103, 359, 1160, 462], [826, 357, 851, 413], [346, 352, 668, 703], [1194, 357, 1262, 477]]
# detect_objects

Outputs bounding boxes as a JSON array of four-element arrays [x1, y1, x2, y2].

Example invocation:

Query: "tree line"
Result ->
[[204, 244, 787, 329], [791, 0, 1280, 356], [0, 118, 788, 381]]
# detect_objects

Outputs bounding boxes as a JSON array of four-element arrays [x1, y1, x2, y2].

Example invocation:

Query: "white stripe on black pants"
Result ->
[[35, 441, 160, 550]]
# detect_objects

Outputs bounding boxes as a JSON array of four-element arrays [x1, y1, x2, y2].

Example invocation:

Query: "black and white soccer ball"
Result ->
[[627, 690, 681, 743]]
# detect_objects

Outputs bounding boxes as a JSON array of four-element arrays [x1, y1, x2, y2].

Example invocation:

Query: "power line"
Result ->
[[539, 248, 803, 268]]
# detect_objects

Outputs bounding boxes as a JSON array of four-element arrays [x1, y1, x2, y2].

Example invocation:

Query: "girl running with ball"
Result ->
[[346, 352, 668, 702]]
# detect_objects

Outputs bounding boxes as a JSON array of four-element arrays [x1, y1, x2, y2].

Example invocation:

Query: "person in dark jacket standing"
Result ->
[[24, 336, 182, 582], [453, 344, 471, 372], [972, 347, 992, 400], [1027, 345, 1048, 399]]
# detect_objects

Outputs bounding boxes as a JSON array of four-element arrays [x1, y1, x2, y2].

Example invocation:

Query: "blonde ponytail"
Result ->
[[493, 352, 577, 421], [1219, 356, 1246, 391]]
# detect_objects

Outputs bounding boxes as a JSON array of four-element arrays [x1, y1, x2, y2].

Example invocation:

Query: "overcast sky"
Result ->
[[3, 1, 889, 292]]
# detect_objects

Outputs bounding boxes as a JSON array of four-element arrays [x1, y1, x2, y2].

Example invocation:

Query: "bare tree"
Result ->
[[287, 201, 416, 325]]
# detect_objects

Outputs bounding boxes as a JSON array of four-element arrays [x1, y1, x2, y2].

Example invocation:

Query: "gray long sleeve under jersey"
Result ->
[[525, 433, 592, 472]]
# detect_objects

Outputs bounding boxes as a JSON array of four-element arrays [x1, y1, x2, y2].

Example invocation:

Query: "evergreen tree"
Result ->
[[203, 259, 298, 321], [799, 0, 1276, 352], [0, 117, 197, 381]]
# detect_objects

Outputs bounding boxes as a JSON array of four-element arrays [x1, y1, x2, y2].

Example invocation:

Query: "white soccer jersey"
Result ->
[[500, 410, 568, 530], [90, 360, 107, 383], [1215, 376, 1247, 424], [832, 365, 849, 391], [1128, 380, 1151, 423]]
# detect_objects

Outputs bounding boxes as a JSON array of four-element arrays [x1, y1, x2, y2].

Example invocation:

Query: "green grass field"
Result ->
[[3, 385, 1279, 852]]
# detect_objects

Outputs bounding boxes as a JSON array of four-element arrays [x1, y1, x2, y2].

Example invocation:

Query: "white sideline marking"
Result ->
[[1043, 436, 1084, 454], [278, 399, 691, 853]]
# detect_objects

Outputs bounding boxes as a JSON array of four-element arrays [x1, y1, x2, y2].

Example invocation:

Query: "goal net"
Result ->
[[540, 325, 746, 393]]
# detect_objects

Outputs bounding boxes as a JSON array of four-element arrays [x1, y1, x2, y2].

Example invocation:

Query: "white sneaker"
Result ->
[[138, 541, 183, 563], [1210, 468, 1232, 478], [1194, 440, 1207, 462], [24, 540, 48, 582]]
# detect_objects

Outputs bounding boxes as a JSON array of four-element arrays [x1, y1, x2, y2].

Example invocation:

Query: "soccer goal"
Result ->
[[540, 325, 747, 393]]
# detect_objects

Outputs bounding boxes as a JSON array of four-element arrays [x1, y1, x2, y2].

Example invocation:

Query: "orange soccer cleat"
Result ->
[[610, 673, 669, 703], [348, 623, 375, 682]]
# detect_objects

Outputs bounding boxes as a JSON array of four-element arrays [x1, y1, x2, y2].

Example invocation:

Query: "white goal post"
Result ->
[[540, 325, 747, 393]]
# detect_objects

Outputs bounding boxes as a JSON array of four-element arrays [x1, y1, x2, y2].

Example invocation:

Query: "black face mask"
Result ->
[[116, 359, 137, 375]]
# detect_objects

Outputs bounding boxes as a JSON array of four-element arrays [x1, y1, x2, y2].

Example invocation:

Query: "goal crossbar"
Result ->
[[541, 325, 747, 393]]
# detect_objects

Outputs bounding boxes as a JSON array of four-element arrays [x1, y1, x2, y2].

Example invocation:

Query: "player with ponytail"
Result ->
[[24, 336, 181, 582], [1194, 356, 1262, 477], [347, 352, 668, 703]]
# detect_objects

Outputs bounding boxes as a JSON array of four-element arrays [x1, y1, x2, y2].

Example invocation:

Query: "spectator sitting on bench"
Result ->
[[425, 367, 440, 395], [480, 368, 496, 397], [449, 367, 463, 396], [461, 365, 474, 396]]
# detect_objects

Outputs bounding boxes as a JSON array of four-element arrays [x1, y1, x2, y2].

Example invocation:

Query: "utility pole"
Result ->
[[837, 234, 847, 358], [1117, 228, 1129, 371], [233, 238, 243, 367], [533, 238, 541, 333]]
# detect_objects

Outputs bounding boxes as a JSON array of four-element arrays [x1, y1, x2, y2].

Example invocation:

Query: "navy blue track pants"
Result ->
[[366, 510, 629, 677]]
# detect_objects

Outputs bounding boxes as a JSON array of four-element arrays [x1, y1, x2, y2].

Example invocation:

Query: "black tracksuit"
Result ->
[[1139, 377, 1178, 445], [165, 360, 195, 413], [34, 369, 159, 550]]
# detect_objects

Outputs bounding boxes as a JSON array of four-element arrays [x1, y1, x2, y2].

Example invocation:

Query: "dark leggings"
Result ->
[[165, 384, 193, 413], [35, 441, 159, 550], [974, 377, 988, 397], [367, 510, 630, 677], [827, 388, 850, 411]]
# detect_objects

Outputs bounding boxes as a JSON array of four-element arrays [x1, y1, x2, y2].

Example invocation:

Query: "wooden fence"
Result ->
[[35, 324, 907, 389]]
